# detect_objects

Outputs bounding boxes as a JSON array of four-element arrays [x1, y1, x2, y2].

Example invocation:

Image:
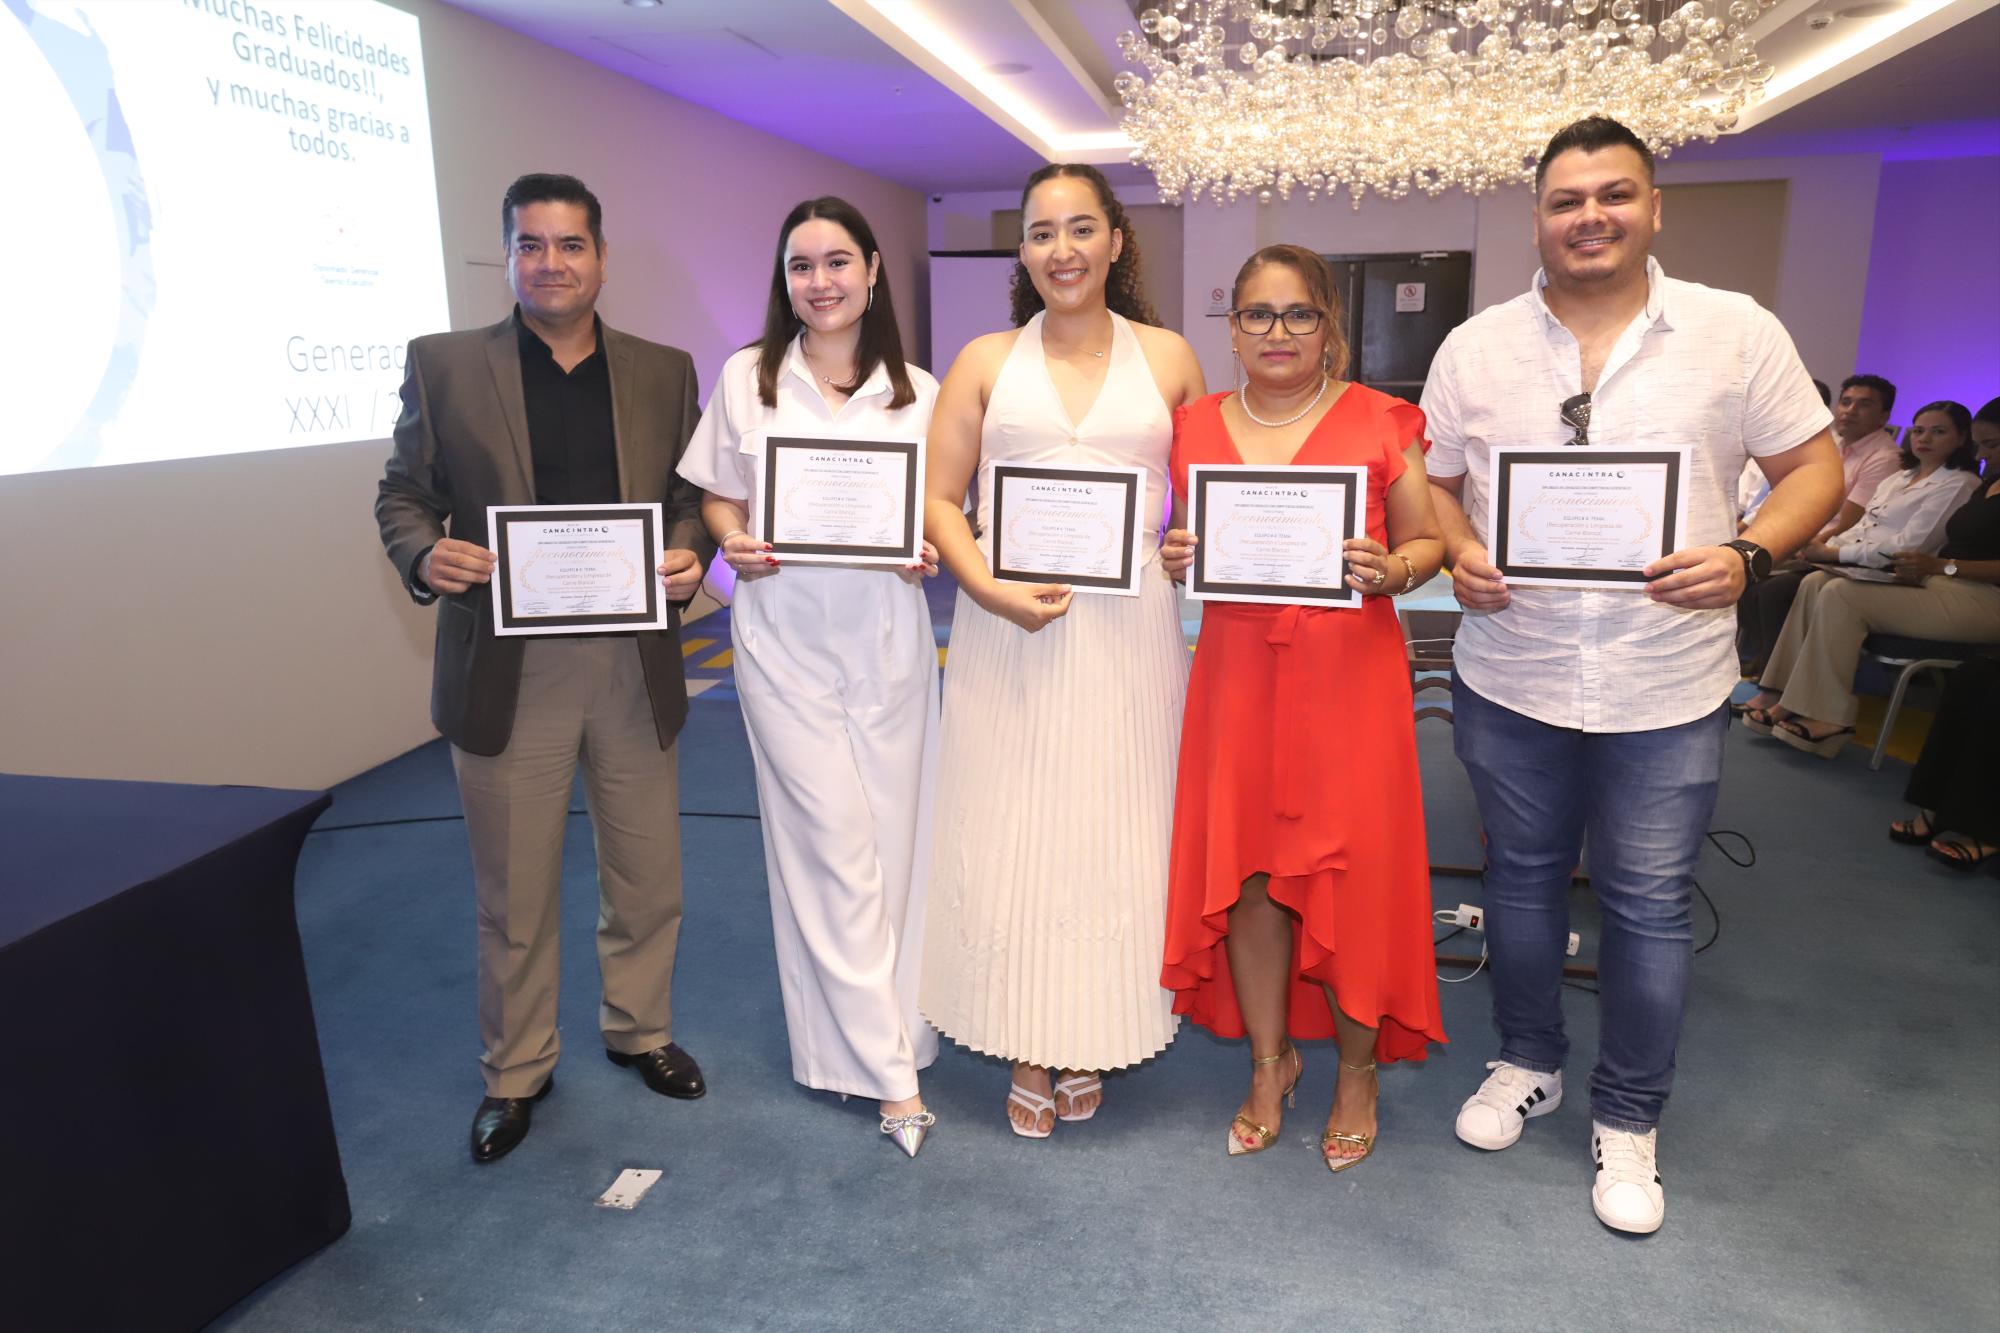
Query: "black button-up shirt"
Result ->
[[516, 310, 619, 506]]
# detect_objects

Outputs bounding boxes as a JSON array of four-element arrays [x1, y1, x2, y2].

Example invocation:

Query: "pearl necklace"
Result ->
[[1241, 374, 1328, 429]]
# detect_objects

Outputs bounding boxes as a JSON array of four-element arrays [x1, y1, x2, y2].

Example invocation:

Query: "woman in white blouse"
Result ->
[[1743, 400, 1986, 756], [677, 198, 944, 1157]]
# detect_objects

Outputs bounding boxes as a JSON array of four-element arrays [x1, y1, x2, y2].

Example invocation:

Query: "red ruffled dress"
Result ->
[[1160, 386, 1447, 1063]]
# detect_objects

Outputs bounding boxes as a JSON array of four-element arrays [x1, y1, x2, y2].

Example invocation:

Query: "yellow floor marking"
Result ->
[[680, 637, 715, 658], [699, 649, 734, 669]]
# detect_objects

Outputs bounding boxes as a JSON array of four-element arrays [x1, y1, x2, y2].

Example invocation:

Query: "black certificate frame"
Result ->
[[1188, 466, 1363, 607], [761, 436, 923, 562], [1490, 449, 1686, 585], [989, 463, 1142, 592], [491, 504, 663, 634]]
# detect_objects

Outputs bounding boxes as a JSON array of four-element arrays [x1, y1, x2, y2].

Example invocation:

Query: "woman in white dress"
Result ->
[[678, 197, 943, 1157], [919, 165, 1206, 1137]]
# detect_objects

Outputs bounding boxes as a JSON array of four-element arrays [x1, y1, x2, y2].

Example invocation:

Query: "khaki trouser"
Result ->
[[452, 636, 683, 1098], [1760, 572, 2000, 725]]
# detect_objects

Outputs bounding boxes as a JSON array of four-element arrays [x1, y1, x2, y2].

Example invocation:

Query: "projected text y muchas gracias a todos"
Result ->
[[187, 0, 419, 160]]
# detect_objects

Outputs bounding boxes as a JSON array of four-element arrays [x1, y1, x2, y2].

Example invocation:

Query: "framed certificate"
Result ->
[[752, 434, 924, 565], [1186, 464, 1367, 608], [1488, 446, 1691, 589], [488, 503, 668, 636], [989, 460, 1145, 596]]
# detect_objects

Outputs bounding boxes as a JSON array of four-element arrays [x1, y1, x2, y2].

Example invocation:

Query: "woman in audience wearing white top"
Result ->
[[1743, 400, 1994, 757], [677, 197, 944, 1157]]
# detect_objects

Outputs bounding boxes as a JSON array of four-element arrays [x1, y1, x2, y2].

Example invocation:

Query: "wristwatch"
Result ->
[[1724, 539, 1773, 588], [1943, 561, 1959, 577]]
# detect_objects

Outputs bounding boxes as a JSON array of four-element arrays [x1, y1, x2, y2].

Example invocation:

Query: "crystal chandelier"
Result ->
[[1116, 0, 1780, 204]]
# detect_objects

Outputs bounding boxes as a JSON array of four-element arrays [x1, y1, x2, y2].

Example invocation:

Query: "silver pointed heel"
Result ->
[[880, 1108, 936, 1158]]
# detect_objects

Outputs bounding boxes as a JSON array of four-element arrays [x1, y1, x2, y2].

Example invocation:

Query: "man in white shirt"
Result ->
[[1422, 117, 1843, 1235], [1737, 374, 1903, 668]]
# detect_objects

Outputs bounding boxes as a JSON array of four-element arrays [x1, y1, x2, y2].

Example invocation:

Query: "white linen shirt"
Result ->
[[1423, 258, 1831, 732], [678, 337, 939, 516], [1833, 466, 1982, 566]]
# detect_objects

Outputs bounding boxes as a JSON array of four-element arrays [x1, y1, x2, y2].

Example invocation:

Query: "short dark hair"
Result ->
[[1230, 245, 1350, 380], [1840, 373, 1897, 416], [1534, 117, 1655, 195], [1812, 378, 1832, 406], [502, 173, 604, 251], [754, 197, 915, 412], [1899, 400, 1977, 472], [1976, 397, 2000, 430], [1009, 163, 1157, 327]]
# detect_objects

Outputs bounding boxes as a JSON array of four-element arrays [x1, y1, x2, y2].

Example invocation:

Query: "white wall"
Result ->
[[1854, 155, 2000, 417], [0, 0, 926, 788]]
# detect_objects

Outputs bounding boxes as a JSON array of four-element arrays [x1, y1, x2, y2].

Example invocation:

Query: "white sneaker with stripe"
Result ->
[[1454, 1060, 1562, 1150]]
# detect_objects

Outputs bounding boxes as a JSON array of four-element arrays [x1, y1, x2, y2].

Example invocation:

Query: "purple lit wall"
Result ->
[[1853, 154, 2000, 422]]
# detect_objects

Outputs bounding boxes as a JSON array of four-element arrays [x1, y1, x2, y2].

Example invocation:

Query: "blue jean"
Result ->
[[1452, 677, 1727, 1132]]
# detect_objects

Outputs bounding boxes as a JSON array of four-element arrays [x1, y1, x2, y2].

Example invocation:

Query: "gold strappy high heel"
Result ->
[[1322, 1060, 1378, 1172], [1227, 1043, 1301, 1157]]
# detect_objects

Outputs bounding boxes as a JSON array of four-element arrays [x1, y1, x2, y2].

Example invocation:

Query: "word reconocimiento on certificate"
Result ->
[[1186, 464, 1366, 608], [754, 435, 923, 565], [1487, 447, 1690, 589], [488, 503, 667, 635], [988, 461, 1145, 596]]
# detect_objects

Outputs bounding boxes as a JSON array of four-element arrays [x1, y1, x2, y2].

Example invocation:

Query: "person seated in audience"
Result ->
[[1890, 654, 2000, 872], [1738, 378, 1834, 529], [1737, 374, 1903, 671], [1974, 397, 2000, 477], [1742, 400, 2000, 757]]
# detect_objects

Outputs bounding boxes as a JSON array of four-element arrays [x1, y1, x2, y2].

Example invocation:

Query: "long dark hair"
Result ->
[[755, 197, 914, 410], [1008, 164, 1157, 328], [1899, 400, 1977, 472]]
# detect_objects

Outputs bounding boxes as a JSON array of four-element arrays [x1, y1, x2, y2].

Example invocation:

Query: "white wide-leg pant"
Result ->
[[730, 565, 940, 1101]]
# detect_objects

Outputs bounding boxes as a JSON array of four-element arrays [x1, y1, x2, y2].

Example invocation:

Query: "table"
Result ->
[[0, 775, 345, 1332]]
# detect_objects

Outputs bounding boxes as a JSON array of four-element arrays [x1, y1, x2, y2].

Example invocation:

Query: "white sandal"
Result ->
[[1007, 1083, 1056, 1139], [1053, 1073, 1102, 1123]]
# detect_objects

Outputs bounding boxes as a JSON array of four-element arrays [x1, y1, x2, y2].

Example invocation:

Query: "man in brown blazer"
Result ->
[[377, 174, 716, 1164]]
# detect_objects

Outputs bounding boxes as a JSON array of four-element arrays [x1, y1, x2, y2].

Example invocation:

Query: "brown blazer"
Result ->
[[375, 313, 716, 756]]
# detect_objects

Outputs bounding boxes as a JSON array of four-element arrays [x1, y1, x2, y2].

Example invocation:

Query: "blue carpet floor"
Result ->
[[215, 609, 2000, 1331]]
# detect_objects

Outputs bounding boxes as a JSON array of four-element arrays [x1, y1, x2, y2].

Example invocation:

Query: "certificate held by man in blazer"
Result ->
[[374, 173, 716, 1166]]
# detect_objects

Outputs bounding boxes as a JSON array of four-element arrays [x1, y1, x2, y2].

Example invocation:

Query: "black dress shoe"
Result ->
[[470, 1077, 554, 1164], [606, 1043, 706, 1099]]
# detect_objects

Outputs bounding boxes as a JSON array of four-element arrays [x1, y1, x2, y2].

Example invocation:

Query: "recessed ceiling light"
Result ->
[[623, 0, 662, 8]]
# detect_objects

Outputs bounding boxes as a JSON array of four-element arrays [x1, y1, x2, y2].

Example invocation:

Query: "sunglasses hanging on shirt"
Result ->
[[1560, 393, 1592, 447]]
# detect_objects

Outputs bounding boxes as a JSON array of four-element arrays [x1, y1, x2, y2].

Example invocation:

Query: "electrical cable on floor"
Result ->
[[1440, 825, 1750, 990], [307, 808, 762, 834]]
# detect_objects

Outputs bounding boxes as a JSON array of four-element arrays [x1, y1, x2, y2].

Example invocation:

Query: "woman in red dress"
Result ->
[[1159, 245, 1447, 1171]]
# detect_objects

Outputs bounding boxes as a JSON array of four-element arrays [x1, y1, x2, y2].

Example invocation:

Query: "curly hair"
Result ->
[[1008, 164, 1157, 328]]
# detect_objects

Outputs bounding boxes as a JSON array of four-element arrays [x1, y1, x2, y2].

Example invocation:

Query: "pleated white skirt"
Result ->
[[919, 564, 1187, 1071]]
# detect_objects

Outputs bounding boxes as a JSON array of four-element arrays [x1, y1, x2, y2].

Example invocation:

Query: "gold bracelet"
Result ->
[[720, 528, 749, 546], [1393, 552, 1419, 594]]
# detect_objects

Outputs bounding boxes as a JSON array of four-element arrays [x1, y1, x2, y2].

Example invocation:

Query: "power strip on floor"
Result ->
[[1437, 903, 1580, 956]]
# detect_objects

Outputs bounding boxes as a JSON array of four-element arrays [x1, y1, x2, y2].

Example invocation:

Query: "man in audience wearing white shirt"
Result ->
[[1737, 374, 1904, 669], [1422, 117, 1844, 1235]]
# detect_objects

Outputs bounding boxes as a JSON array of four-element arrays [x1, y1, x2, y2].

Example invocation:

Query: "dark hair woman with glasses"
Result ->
[[1157, 244, 1448, 1172]]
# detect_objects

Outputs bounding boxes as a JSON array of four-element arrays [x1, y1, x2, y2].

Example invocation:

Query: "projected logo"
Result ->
[[4, 0, 155, 472]]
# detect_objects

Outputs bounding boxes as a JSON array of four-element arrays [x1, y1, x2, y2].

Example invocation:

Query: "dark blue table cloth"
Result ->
[[0, 775, 345, 1332]]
